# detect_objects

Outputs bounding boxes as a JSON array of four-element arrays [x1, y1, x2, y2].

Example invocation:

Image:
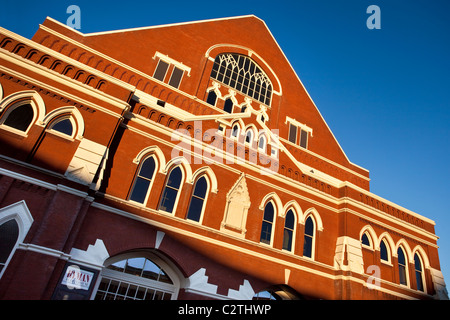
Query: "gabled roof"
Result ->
[[33, 15, 370, 187]]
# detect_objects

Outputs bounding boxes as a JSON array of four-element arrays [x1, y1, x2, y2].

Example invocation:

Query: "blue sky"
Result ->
[[1, 0, 449, 294]]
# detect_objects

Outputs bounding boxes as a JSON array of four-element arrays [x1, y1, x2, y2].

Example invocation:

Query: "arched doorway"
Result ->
[[92, 250, 181, 300]]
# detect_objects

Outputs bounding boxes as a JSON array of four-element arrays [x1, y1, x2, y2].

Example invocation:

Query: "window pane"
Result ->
[[361, 233, 370, 246], [193, 177, 207, 198], [109, 260, 126, 272], [4, 104, 34, 131], [303, 235, 313, 258], [168, 67, 183, 88], [154, 60, 169, 81], [380, 241, 388, 261], [283, 229, 293, 251], [300, 129, 308, 148], [129, 177, 150, 203], [399, 265, 407, 285], [51, 118, 73, 136], [397, 248, 406, 265], [305, 217, 314, 236], [288, 124, 297, 144], [125, 257, 146, 276], [167, 167, 182, 188], [245, 130, 252, 143], [224, 99, 233, 113], [141, 259, 161, 281], [0, 219, 19, 265], [159, 187, 178, 213], [231, 125, 239, 137], [416, 271, 424, 291], [260, 221, 272, 244], [258, 136, 265, 149], [210, 54, 272, 105], [263, 202, 274, 222], [206, 91, 217, 106], [139, 157, 156, 179], [186, 196, 204, 222], [285, 210, 295, 229], [414, 254, 422, 272]]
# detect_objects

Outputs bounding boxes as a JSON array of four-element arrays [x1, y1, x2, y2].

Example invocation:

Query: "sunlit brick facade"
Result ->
[[0, 15, 447, 300]]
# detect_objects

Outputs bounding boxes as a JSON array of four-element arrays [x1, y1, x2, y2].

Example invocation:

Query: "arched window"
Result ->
[[380, 239, 390, 262], [414, 253, 424, 292], [129, 157, 156, 204], [361, 232, 370, 247], [231, 124, 239, 138], [94, 255, 177, 300], [397, 247, 408, 286], [223, 98, 233, 113], [49, 117, 74, 136], [0, 219, 19, 274], [206, 91, 217, 106], [260, 202, 274, 245], [0, 201, 34, 278], [282, 209, 295, 252], [158, 166, 182, 213], [245, 129, 253, 144], [210, 53, 272, 106], [186, 176, 208, 222], [303, 216, 315, 258], [2, 103, 34, 132], [258, 134, 266, 152]]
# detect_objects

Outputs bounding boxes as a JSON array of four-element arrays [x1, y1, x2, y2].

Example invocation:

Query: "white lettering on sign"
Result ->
[[62, 265, 94, 290]]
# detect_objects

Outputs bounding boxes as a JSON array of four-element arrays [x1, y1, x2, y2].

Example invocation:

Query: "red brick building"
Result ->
[[0, 15, 447, 300]]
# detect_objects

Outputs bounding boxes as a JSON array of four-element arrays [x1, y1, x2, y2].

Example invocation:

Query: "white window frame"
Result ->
[[0, 201, 34, 279]]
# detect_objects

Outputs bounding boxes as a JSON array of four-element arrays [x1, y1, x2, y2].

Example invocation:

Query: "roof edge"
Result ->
[[83, 14, 261, 37]]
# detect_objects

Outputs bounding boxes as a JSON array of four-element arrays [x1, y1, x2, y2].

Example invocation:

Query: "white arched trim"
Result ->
[[191, 167, 218, 193], [42, 106, 85, 140], [0, 90, 46, 125], [378, 232, 396, 256], [282, 200, 303, 223], [412, 245, 430, 269], [133, 145, 166, 173], [164, 156, 193, 182], [0, 201, 34, 278], [303, 208, 323, 231], [359, 225, 377, 250], [0, 82, 3, 100], [204, 43, 282, 95], [259, 192, 283, 215], [395, 239, 413, 263]]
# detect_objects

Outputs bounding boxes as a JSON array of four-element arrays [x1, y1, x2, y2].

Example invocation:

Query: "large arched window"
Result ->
[[210, 53, 272, 106], [158, 166, 183, 214], [129, 157, 156, 204], [260, 202, 275, 245], [397, 247, 408, 286], [282, 209, 295, 252], [94, 255, 178, 300], [0, 219, 19, 274], [414, 253, 425, 292], [1, 103, 34, 132], [186, 176, 208, 222], [303, 216, 315, 258]]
